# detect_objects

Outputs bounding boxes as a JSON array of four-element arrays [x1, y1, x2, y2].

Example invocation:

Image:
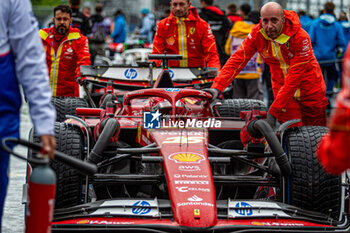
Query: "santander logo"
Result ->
[[187, 195, 203, 202]]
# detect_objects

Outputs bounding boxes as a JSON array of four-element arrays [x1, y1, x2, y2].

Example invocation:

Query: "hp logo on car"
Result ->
[[124, 68, 138, 80], [234, 202, 253, 216], [132, 201, 151, 215], [168, 69, 174, 79]]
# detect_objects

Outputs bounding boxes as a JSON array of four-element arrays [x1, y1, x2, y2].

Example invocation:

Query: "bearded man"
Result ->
[[40, 4, 90, 97], [152, 0, 221, 71]]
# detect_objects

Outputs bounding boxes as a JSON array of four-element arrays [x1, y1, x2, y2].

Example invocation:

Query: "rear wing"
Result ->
[[80, 65, 218, 88]]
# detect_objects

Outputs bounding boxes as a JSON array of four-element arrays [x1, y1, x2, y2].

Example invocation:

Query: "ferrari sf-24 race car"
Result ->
[[29, 55, 350, 232]]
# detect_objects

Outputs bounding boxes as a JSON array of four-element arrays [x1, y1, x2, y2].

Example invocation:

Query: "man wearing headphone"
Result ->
[[205, 2, 327, 128]]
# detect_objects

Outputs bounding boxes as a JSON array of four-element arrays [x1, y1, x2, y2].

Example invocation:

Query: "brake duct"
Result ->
[[248, 119, 292, 176], [88, 118, 120, 164]]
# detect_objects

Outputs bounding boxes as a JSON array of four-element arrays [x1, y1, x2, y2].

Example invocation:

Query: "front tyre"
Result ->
[[50, 122, 84, 208], [51, 97, 89, 122], [284, 126, 341, 219], [215, 99, 266, 118]]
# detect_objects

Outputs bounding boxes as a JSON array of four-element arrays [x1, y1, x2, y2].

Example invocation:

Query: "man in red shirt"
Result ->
[[40, 4, 91, 97], [152, 0, 220, 71], [205, 2, 327, 127]]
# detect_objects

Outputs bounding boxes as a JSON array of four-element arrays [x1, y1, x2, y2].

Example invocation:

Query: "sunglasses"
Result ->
[[55, 17, 70, 22]]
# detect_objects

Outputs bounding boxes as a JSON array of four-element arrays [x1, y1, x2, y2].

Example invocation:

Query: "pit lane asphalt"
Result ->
[[2, 101, 30, 233]]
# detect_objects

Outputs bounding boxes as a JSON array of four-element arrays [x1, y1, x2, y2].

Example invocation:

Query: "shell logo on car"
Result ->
[[169, 152, 205, 163], [77, 220, 89, 224]]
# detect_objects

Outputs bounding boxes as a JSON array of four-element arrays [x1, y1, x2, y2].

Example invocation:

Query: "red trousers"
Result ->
[[277, 96, 328, 127]]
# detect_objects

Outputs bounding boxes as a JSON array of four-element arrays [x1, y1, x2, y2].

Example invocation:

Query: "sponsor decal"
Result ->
[[251, 222, 304, 226], [177, 202, 214, 207], [77, 220, 89, 224], [160, 131, 203, 136], [174, 174, 207, 179], [168, 69, 174, 79], [67, 47, 73, 53], [77, 220, 135, 225], [235, 202, 253, 216], [143, 110, 161, 129], [165, 88, 179, 92], [190, 27, 196, 35], [124, 68, 138, 80], [261, 49, 270, 58], [175, 180, 209, 185], [163, 136, 205, 144], [302, 44, 310, 52], [287, 52, 294, 59], [207, 25, 213, 36], [132, 201, 151, 215], [188, 195, 203, 202], [132, 110, 142, 115], [176, 186, 210, 193], [178, 165, 200, 172], [169, 152, 205, 163], [166, 36, 175, 45], [194, 209, 200, 216]]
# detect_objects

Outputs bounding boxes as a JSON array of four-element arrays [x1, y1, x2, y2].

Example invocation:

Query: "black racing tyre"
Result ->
[[50, 122, 84, 208], [51, 97, 89, 122], [215, 99, 266, 118], [284, 126, 341, 219]]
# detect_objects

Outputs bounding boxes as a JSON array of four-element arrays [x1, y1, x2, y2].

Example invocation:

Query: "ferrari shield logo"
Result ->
[[190, 27, 195, 35], [169, 152, 205, 163], [194, 209, 200, 216]]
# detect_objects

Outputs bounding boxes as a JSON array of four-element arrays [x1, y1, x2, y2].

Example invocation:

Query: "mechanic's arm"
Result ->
[[200, 24, 221, 71], [151, 22, 166, 66], [268, 32, 313, 118], [8, 0, 56, 148], [211, 31, 258, 92], [75, 35, 91, 78]]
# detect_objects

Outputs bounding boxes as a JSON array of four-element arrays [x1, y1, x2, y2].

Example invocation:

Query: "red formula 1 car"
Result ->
[[30, 56, 349, 232], [50, 54, 218, 122]]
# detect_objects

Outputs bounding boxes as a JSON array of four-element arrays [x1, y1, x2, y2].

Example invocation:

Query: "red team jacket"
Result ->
[[212, 10, 326, 118], [152, 6, 221, 70], [40, 26, 90, 97], [317, 45, 350, 175]]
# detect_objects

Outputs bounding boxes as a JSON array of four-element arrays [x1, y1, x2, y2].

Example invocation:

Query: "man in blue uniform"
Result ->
[[0, 0, 56, 228]]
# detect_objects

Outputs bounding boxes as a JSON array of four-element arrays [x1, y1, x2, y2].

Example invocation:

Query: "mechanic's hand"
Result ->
[[202, 88, 220, 102], [266, 112, 278, 129], [40, 135, 56, 159]]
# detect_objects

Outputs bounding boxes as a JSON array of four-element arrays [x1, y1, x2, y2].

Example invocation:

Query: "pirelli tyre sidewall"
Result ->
[[50, 122, 84, 209], [283, 126, 341, 220], [215, 99, 266, 118], [51, 97, 89, 122]]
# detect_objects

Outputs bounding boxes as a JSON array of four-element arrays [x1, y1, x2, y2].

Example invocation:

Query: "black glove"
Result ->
[[202, 88, 220, 102], [266, 112, 278, 129]]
